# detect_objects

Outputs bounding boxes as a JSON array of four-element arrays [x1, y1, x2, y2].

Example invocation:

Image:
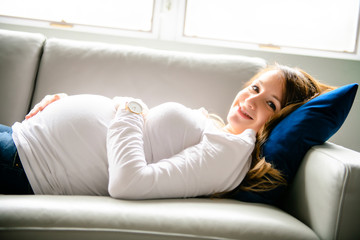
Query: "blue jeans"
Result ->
[[0, 124, 33, 194]]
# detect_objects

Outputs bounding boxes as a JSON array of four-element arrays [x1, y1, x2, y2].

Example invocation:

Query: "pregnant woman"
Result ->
[[0, 64, 333, 199]]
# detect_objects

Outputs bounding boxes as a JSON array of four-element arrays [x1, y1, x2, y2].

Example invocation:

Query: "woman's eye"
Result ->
[[251, 85, 259, 93], [267, 101, 276, 111]]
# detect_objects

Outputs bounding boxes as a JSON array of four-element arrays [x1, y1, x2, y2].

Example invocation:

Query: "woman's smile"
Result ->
[[238, 105, 253, 120]]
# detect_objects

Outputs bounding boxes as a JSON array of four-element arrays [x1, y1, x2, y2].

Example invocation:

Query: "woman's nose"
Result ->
[[245, 95, 257, 110]]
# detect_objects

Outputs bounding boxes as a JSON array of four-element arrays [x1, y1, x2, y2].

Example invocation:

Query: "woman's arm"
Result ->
[[25, 93, 68, 119], [107, 106, 256, 199]]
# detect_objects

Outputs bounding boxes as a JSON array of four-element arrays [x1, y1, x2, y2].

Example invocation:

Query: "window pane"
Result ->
[[0, 0, 154, 31], [184, 0, 359, 53]]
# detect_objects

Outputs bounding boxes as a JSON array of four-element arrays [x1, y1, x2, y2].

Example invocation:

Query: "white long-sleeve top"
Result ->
[[12, 95, 255, 199]]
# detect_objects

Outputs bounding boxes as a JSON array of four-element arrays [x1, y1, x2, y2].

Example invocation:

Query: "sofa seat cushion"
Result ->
[[0, 195, 318, 240]]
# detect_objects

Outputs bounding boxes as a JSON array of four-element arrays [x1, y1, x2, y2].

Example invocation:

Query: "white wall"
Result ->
[[1, 23, 359, 152]]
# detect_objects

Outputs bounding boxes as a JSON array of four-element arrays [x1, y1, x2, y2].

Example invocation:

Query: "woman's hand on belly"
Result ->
[[112, 97, 149, 117], [25, 93, 68, 119]]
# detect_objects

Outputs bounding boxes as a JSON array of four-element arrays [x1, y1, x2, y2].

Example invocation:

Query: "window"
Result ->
[[184, 0, 360, 53], [0, 0, 359, 59], [0, 0, 154, 32]]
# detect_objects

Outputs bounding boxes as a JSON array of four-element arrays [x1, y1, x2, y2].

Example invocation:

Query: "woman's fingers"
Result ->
[[25, 93, 67, 119]]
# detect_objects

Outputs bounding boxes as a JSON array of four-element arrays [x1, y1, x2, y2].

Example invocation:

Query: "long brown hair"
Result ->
[[224, 64, 334, 195]]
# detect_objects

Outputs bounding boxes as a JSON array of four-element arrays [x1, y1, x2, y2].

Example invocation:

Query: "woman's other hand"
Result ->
[[25, 93, 68, 119]]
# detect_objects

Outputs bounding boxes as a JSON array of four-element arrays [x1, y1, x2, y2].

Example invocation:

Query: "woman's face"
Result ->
[[224, 70, 284, 134]]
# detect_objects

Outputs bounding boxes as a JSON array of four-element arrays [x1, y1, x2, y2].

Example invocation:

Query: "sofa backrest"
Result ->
[[31, 38, 266, 120], [0, 29, 45, 125]]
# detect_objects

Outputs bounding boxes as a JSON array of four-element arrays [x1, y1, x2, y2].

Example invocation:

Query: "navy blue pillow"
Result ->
[[231, 83, 358, 205]]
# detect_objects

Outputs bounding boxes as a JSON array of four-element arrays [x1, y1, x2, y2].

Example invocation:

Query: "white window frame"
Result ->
[[173, 0, 360, 60], [0, 0, 359, 60], [0, 0, 162, 40]]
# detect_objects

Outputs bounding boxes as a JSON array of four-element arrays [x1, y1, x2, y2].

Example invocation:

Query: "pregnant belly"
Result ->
[[20, 94, 117, 195], [33, 94, 116, 171], [39, 94, 116, 141]]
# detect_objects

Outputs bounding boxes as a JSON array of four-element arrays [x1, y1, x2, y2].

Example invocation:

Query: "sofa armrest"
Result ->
[[282, 142, 360, 240], [0, 29, 46, 125]]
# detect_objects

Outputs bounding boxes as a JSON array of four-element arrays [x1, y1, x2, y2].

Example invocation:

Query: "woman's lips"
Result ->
[[238, 105, 253, 120]]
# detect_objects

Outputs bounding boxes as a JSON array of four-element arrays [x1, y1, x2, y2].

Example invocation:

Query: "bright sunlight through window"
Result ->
[[0, 0, 154, 32], [184, 0, 360, 53], [0, 0, 359, 58]]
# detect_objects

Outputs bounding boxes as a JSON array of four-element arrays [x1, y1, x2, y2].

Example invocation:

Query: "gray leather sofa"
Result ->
[[1, 29, 360, 240]]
